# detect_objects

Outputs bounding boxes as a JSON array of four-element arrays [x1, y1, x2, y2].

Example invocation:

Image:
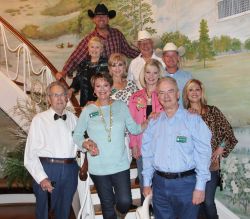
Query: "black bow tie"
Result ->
[[54, 113, 67, 121]]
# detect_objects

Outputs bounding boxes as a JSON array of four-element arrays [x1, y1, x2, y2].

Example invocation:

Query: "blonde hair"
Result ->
[[88, 36, 104, 48], [183, 79, 207, 109], [139, 59, 164, 88], [108, 53, 128, 77]]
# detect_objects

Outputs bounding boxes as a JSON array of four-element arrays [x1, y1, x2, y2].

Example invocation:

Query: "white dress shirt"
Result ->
[[24, 108, 78, 184], [127, 52, 165, 89]]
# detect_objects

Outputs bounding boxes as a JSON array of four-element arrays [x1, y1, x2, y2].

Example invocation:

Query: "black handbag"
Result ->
[[79, 152, 88, 181], [217, 169, 223, 191]]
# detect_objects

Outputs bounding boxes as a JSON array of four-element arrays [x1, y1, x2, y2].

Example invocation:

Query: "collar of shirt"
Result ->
[[94, 26, 111, 39], [162, 107, 183, 125]]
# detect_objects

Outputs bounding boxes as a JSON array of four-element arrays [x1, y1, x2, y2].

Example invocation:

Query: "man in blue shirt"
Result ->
[[142, 77, 211, 219], [162, 42, 192, 107]]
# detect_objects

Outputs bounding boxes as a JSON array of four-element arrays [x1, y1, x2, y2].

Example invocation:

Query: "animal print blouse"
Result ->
[[201, 105, 238, 158]]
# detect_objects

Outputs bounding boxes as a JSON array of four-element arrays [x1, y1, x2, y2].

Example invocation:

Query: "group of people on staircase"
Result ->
[[24, 3, 238, 219]]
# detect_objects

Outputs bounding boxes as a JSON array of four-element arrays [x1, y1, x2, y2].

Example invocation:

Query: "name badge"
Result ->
[[89, 111, 99, 118], [176, 136, 187, 143]]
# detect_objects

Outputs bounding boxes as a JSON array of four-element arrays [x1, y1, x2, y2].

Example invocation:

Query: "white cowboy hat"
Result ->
[[162, 42, 186, 57], [138, 30, 152, 41]]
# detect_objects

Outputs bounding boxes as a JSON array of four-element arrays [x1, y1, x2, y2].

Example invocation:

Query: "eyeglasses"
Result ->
[[158, 89, 176, 96], [110, 63, 124, 67], [49, 93, 67, 98]]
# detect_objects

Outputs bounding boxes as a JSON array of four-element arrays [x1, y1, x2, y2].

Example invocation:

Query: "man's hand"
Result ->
[[55, 71, 66, 80], [40, 178, 54, 193], [143, 186, 152, 197], [192, 189, 205, 205]]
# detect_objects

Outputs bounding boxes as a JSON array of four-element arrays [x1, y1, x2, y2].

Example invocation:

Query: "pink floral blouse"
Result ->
[[128, 89, 163, 155]]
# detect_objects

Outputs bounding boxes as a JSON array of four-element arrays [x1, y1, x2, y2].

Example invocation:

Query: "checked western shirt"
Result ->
[[63, 26, 139, 76]]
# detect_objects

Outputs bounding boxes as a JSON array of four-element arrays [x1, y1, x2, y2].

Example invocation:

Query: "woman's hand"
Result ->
[[83, 139, 99, 156], [67, 88, 74, 100], [132, 146, 140, 160], [148, 112, 160, 120], [188, 108, 199, 114], [141, 119, 149, 131], [211, 146, 224, 162], [86, 101, 95, 106]]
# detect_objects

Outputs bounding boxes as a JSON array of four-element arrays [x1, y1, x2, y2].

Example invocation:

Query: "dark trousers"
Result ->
[[199, 170, 219, 219], [90, 169, 132, 219], [153, 173, 199, 219], [33, 161, 79, 219]]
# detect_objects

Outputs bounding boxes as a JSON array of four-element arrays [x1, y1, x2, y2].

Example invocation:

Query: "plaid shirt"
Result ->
[[62, 26, 139, 76]]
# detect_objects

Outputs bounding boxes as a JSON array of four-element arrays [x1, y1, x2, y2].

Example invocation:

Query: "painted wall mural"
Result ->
[[0, 0, 249, 218]]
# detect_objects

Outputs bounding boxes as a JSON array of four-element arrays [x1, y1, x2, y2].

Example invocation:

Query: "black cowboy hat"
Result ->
[[88, 4, 116, 19]]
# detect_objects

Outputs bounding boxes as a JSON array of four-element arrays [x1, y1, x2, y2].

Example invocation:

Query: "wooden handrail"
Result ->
[[0, 16, 81, 116]]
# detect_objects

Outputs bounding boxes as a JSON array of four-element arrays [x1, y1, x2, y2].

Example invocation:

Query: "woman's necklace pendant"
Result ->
[[98, 103, 112, 142]]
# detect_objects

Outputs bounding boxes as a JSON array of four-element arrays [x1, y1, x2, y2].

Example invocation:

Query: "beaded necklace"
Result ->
[[98, 102, 113, 142]]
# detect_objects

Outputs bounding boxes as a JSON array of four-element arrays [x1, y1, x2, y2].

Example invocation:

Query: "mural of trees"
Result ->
[[198, 19, 214, 68], [244, 38, 250, 50], [212, 35, 242, 54], [117, 0, 156, 40]]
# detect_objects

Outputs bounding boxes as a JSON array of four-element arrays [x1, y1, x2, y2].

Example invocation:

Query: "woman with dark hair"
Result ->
[[183, 79, 238, 219], [73, 73, 148, 219]]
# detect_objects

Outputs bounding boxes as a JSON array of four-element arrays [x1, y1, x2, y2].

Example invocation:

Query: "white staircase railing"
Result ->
[[0, 23, 54, 94], [0, 16, 80, 116]]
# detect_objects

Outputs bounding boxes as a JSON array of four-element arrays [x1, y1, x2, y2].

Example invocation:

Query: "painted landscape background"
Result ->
[[0, 0, 249, 218]]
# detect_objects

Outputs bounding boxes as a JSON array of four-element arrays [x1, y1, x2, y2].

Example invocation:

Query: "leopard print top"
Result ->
[[111, 80, 138, 105], [201, 105, 238, 157]]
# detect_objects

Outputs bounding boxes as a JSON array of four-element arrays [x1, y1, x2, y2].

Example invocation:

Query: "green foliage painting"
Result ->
[[198, 19, 214, 68]]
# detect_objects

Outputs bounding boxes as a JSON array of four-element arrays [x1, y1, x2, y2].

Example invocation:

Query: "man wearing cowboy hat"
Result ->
[[162, 42, 193, 107], [127, 30, 165, 89], [56, 4, 139, 79]]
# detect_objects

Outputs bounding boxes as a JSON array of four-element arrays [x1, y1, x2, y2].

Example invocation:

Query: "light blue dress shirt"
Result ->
[[73, 100, 142, 175], [142, 108, 212, 191], [163, 69, 193, 107]]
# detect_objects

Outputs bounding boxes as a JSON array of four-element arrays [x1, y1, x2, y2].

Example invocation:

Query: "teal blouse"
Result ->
[[73, 100, 142, 175]]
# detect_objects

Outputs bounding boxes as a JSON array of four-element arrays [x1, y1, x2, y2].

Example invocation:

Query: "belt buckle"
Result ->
[[51, 158, 55, 163]]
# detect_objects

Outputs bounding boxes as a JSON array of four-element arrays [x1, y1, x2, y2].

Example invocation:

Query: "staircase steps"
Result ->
[[94, 199, 141, 216]]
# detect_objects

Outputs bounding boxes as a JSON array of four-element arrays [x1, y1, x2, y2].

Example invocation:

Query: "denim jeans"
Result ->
[[152, 173, 199, 219], [33, 161, 79, 219], [199, 170, 219, 219], [90, 169, 132, 219]]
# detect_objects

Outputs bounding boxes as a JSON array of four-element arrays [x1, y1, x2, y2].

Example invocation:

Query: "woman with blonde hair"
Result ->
[[68, 36, 108, 106], [183, 79, 238, 219], [108, 53, 138, 104], [128, 59, 164, 204]]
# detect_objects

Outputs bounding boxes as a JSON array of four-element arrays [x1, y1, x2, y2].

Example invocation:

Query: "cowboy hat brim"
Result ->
[[88, 9, 116, 19]]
